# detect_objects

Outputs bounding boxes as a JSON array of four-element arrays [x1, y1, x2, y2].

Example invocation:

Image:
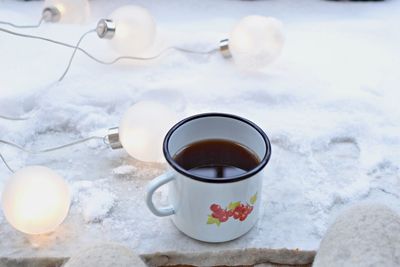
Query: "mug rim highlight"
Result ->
[[163, 113, 271, 183]]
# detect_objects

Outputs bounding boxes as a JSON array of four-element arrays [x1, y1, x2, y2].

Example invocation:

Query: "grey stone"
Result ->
[[313, 204, 400, 267], [63, 243, 146, 267], [254, 263, 310, 267], [0, 258, 66, 267], [142, 248, 315, 267]]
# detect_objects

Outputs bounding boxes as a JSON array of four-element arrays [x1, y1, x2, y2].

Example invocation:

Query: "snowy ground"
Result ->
[[0, 0, 400, 264]]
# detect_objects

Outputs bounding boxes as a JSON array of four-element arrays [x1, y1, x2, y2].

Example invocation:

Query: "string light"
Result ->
[[1, 5, 285, 80], [58, 2, 217, 81], [0, 100, 178, 234], [42, 0, 90, 24], [219, 15, 285, 68], [59, 13, 284, 79], [59, 4, 158, 81], [117, 101, 179, 162], [1, 166, 71, 235], [2, 13, 283, 80], [0, 101, 178, 164], [98, 5, 157, 56], [0, 0, 90, 28]]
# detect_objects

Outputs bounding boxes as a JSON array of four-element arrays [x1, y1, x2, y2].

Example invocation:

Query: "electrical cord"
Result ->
[[0, 153, 14, 173], [0, 136, 109, 172], [0, 114, 30, 121], [0, 136, 107, 154], [0, 17, 44, 29], [0, 26, 219, 81], [58, 29, 96, 81], [58, 30, 219, 81]]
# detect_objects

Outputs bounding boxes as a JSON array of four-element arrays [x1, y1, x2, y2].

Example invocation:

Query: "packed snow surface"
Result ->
[[0, 0, 399, 258]]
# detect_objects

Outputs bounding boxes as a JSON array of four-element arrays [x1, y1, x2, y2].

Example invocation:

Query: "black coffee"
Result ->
[[173, 139, 260, 179]]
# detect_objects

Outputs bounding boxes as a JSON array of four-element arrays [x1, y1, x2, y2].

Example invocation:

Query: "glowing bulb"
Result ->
[[227, 15, 284, 69], [103, 5, 157, 56], [1, 166, 71, 235], [119, 101, 178, 162], [43, 0, 90, 24]]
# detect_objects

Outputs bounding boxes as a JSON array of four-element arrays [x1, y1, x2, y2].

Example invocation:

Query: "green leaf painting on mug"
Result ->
[[207, 215, 221, 226], [250, 193, 257, 205], [228, 201, 240, 211]]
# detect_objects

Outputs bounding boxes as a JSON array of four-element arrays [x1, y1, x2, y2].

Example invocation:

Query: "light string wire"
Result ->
[[0, 136, 108, 173], [58, 29, 218, 80], [0, 26, 219, 81], [58, 29, 96, 81], [0, 153, 14, 173], [0, 136, 107, 154], [0, 17, 44, 29], [0, 26, 218, 169], [0, 114, 30, 121], [0, 26, 218, 63]]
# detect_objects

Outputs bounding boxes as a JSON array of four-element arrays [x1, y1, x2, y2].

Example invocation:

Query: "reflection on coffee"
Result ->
[[173, 139, 260, 179]]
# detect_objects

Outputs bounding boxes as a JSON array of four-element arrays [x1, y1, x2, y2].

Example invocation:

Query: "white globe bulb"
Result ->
[[119, 101, 178, 162], [229, 15, 284, 69], [108, 5, 156, 56], [44, 0, 90, 24], [1, 166, 71, 235]]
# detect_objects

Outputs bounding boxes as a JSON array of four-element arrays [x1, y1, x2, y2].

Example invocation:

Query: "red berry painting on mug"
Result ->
[[207, 193, 257, 226]]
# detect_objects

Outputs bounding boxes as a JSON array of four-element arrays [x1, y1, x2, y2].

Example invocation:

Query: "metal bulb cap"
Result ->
[[42, 7, 61, 23], [219, 39, 232, 58], [97, 19, 116, 39], [107, 127, 123, 150]]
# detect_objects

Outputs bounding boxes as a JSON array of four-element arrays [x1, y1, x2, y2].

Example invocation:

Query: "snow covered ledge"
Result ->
[[0, 136, 398, 266], [3, 203, 400, 266], [0, 136, 396, 267], [0, 157, 316, 267]]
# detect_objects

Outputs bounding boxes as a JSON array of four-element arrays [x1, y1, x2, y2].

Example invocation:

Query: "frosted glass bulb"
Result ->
[[119, 101, 178, 162], [229, 15, 284, 69], [108, 5, 156, 56], [44, 0, 90, 24], [1, 166, 71, 235]]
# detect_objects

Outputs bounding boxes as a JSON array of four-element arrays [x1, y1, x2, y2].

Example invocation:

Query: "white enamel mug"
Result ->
[[146, 113, 271, 242]]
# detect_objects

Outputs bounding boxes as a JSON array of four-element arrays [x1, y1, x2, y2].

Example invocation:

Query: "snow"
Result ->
[[72, 180, 116, 223], [0, 0, 400, 261]]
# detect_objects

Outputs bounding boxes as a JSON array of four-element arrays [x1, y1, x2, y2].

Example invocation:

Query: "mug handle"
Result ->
[[146, 171, 175, 217]]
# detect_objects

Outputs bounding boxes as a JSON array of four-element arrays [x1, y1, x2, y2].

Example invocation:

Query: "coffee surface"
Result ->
[[173, 139, 260, 179]]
